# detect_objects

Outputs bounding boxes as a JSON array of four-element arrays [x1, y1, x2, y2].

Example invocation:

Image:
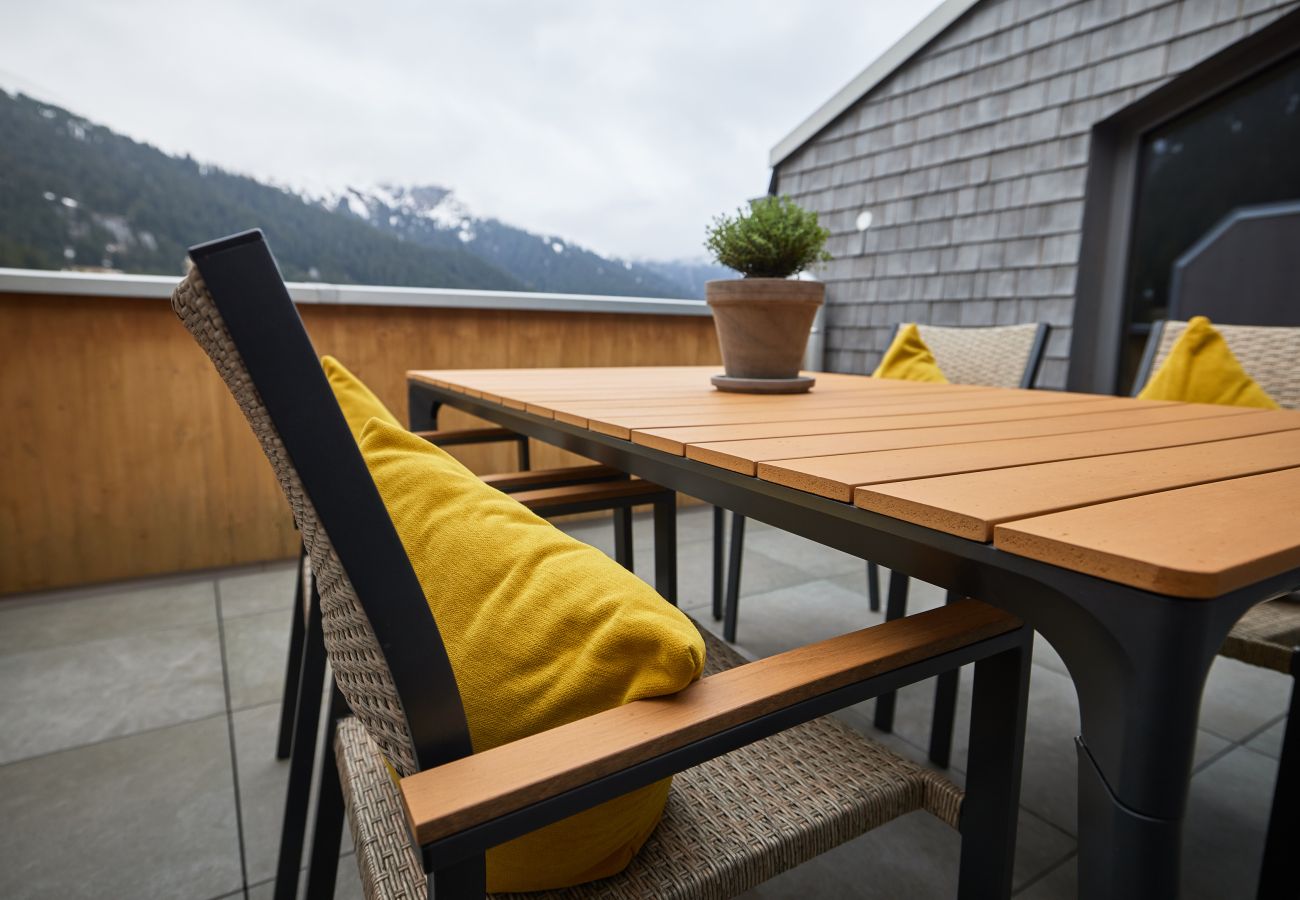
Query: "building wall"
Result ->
[[774, 0, 1298, 387]]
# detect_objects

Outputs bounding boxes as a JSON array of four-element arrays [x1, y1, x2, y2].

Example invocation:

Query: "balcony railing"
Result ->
[[0, 268, 720, 594]]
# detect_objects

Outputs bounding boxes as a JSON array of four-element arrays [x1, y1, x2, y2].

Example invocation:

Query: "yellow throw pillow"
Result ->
[[321, 355, 403, 439], [1137, 317, 1279, 409], [357, 418, 706, 892], [872, 323, 948, 382]]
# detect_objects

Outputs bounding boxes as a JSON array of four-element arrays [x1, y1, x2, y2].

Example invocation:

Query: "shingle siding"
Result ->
[[774, 0, 1298, 387]]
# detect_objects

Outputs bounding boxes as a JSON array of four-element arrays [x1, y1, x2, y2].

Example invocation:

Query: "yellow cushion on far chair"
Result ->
[[321, 355, 403, 439], [357, 418, 706, 892], [872, 323, 948, 382], [1137, 317, 1279, 409]]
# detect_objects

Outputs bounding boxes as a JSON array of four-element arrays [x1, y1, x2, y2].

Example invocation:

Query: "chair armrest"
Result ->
[[510, 479, 667, 513], [400, 599, 1019, 847], [479, 464, 625, 492], [412, 426, 523, 447]]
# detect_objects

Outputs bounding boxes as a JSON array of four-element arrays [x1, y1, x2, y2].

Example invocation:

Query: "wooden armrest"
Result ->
[[400, 599, 1018, 845], [510, 478, 668, 511], [479, 464, 625, 492], [412, 426, 523, 447]]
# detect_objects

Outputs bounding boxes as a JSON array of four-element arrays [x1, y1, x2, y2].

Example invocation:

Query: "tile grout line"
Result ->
[[1011, 849, 1076, 897], [213, 579, 253, 899], [0, 708, 232, 771]]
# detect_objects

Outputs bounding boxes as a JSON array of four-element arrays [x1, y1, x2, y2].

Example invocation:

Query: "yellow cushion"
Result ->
[[357, 418, 706, 892], [1137, 317, 1279, 409], [321, 355, 403, 440], [872, 323, 948, 382]]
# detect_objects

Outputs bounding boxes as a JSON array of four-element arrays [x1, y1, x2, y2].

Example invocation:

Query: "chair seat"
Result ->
[[1221, 594, 1300, 674], [336, 627, 963, 900]]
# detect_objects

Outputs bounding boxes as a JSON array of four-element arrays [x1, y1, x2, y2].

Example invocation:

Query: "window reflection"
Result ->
[[1120, 52, 1300, 389]]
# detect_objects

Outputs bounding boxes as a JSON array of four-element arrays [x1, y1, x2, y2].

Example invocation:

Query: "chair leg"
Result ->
[[872, 570, 911, 733], [723, 512, 746, 643], [276, 542, 308, 760], [515, 435, 530, 471], [274, 580, 327, 900], [866, 560, 881, 613], [304, 683, 349, 900], [957, 628, 1031, 899], [653, 494, 677, 605], [929, 590, 963, 768], [711, 506, 725, 621], [613, 507, 634, 571], [1258, 654, 1300, 900]]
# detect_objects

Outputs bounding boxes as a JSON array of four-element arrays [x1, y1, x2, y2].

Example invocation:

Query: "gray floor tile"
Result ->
[[246, 856, 364, 899], [224, 609, 292, 711], [699, 577, 883, 656], [232, 687, 351, 887], [219, 561, 299, 620], [0, 715, 242, 900], [233, 702, 293, 885], [1199, 655, 1292, 743], [1182, 746, 1275, 899], [0, 619, 226, 763], [1246, 715, 1287, 760], [0, 577, 216, 656], [1014, 856, 1076, 898], [642, 537, 814, 616], [738, 527, 867, 580]]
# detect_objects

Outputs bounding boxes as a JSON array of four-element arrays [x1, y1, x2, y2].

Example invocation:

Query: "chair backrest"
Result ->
[[172, 230, 472, 776], [909, 322, 1049, 389], [1133, 320, 1300, 409]]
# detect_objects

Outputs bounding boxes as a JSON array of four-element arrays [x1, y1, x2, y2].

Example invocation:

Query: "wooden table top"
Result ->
[[408, 367, 1300, 599]]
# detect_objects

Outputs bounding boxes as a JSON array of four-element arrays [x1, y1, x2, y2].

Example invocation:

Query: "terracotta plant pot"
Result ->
[[705, 278, 824, 379]]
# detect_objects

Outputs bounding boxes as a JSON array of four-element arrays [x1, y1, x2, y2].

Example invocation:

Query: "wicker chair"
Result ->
[[173, 230, 1033, 900], [715, 321, 1048, 766], [1134, 320, 1300, 899]]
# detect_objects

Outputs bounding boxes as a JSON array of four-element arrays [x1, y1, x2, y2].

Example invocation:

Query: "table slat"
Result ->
[[994, 467, 1300, 597], [856, 429, 1300, 540], [580, 390, 1103, 438], [687, 403, 1251, 475], [630, 397, 1145, 454], [759, 410, 1300, 501]]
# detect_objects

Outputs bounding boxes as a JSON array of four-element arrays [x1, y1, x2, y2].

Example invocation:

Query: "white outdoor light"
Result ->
[[855, 210, 874, 231]]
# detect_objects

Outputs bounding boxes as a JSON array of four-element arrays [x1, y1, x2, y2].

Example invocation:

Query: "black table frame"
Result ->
[[411, 377, 1300, 900]]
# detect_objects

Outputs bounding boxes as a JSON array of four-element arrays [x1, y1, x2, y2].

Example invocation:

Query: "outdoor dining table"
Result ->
[[405, 364, 1300, 900]]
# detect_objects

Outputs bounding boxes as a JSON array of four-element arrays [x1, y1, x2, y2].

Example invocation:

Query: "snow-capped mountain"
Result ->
[[320, 184, 698, 299]]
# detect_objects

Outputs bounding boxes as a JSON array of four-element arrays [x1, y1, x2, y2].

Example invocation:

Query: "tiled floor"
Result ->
[[0, 506, 1287, 899]]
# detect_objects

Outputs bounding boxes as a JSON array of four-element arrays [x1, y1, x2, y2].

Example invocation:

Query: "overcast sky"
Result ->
[[0, 1, 938, 260]]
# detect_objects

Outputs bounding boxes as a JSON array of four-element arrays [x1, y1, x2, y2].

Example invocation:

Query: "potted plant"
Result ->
[[704, 195, 831, 392]]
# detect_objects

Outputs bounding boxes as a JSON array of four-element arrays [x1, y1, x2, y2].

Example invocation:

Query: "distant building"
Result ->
[[772, 0, 1300, 391]]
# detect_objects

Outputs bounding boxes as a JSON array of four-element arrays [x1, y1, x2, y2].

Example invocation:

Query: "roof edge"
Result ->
[[769, 0, 983, 169]]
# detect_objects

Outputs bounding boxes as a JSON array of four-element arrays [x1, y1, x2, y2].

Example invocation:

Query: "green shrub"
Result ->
[[704, 195, 831, 278]]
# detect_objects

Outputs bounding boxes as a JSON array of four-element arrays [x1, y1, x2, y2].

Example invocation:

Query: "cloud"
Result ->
[[0, 0, 938, 259]]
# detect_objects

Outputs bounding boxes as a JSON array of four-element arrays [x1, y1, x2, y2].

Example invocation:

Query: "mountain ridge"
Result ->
[[0, 90, 731, 298]]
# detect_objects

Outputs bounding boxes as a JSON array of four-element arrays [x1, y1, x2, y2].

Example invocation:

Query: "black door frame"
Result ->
[[1067, 7, 1300, 394]]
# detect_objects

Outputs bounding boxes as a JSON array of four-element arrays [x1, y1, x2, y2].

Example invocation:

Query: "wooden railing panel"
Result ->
[[0, 294, 719, 594]]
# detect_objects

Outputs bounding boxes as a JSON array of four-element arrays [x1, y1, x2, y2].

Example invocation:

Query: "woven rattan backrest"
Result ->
[[1148, 320, 1300, 409], [171, 231, 472, 776], [913, 323, 1047, 388]]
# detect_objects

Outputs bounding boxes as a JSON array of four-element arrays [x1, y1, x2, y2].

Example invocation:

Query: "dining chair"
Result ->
[[270, 365, 679, 894], [1134, 319, 1300, 900], [174, 229, 1034, 900], [716, 321, 1048, 766]]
